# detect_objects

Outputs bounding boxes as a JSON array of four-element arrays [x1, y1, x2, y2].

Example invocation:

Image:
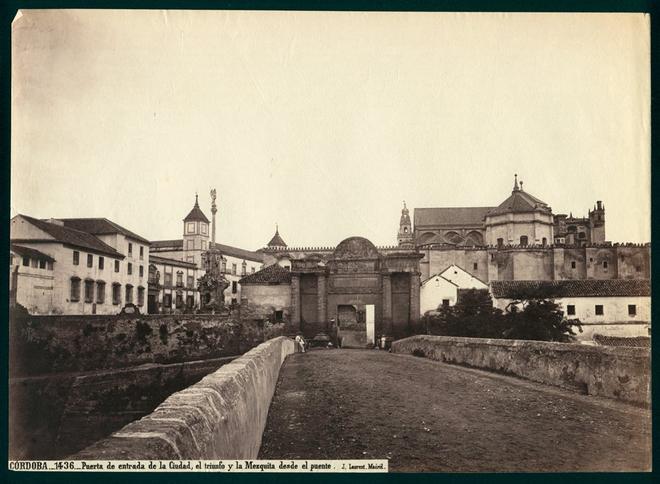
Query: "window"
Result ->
[[571, 261, 576, 269], [164, 272, 172, 286], [137, 287, 145, 306], [139, 246, 144, 260], [176, 294, 183, 308], [566, 305, 575, 316], [46, 261, 53, 270], [163, 294, 172, 308], [73, 251, 80, 265], [603, 261, 608, 269], [96, 282, 105, 304], [202, 240, 207, 250], [84, 280, 94, 303], [22, 256, 29, 267], [139, 265, 144, 277], [187, 222, 195, 234], [87, 254, 93, 268], [595, 305, 604, 316], [232, 281, 238, 293], [31, 258, 38, 268], [628, 305, 637, 316], [251, 267, 255, 273], [232, 263, 237, 275], [125, 284, 133, 304], [176, 272, 183, 286], [187, 275, 194, 288], [70, 277, 81, 301], [542, 237, 547, 246], [112, 283, 121, 305], [231, 298, 237, 306], [636, 266, 641, 273], [128, 243, 133, 255], [99, 257, 104, 270], [275, 310, 284, 321], [497, 238, 504, 247], [201, 224, 207, 235], [473, 262, 478, 271], [39, 259, 46, 269], [578, 232, 586, 239], [442, 299, 450, 308], [127, 262, 133, 275], [187, 295, 194, 308], [242, 261, 247, 275], [115, 260, 120, 272], [222, 260, 227, 272], [520, 236, 528, 246], [187, 240, 194, 250]]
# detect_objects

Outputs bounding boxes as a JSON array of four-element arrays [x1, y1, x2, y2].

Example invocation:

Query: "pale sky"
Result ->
[[11, 10, 650, 249]]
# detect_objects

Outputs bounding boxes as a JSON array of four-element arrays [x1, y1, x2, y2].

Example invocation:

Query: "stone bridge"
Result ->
[[67, 335, 650, 472]]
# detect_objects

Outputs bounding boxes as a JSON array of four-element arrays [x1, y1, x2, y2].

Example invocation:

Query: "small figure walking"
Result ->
[[295, 333, 307, 353]]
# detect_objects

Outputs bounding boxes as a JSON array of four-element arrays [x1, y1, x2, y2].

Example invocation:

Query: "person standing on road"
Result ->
[[295, 334, 306, 353]]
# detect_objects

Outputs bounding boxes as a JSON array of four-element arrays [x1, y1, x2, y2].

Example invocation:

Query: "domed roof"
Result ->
[[183, 195, 210, 223], [487, 175, 551, 216]]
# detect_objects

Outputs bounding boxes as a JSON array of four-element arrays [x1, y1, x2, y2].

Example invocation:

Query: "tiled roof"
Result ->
[[593, 335, 650, 348], [414, 207, 493, 227], [490, 279, 651, 299], [239, 264, 292, 284], [14, 215, 124, 258], [183, 197, 210, 223], [59, 218, 150, 244], [150, 239, 184, 249], [267, 228, 287, 247], [487, 189, 551, 216], [149, 239, 263, 263], [10, 244, 56, 262], [149, 254, 197, 269]]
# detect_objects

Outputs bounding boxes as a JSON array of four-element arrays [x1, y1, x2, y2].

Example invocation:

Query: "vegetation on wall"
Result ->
[[421, 289, 582, 343]]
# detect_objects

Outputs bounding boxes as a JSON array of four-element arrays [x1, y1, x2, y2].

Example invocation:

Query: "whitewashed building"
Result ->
[[489, 279, 651, 341], [421, 264, 488, 313], [10, 215, 149, 315]]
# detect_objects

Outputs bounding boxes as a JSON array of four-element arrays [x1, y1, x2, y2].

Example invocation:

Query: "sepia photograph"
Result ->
[[8, 9, 651, 473]]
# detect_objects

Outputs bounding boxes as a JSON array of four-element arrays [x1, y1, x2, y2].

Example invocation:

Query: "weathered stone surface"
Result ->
[[71, 336, 295, 460], [392, 335, 650, 405], [10, 313, 283, 376], [9, 356, 234, 460]]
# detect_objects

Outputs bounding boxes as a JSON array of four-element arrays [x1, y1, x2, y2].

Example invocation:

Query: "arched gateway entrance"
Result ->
[[291, 237, 423, 348]]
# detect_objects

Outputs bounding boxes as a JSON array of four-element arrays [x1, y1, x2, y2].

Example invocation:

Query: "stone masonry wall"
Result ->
[[392, 335, 649, 405], [10, 312, 279, 376], [10, 356, 235, 460], [71, 336, 296, 460]]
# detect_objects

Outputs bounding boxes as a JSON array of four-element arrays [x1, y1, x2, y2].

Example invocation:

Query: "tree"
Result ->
[[421, 288, 582, 342]]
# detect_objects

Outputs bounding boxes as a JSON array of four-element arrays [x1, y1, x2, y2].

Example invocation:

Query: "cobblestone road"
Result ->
[[259, 349, 651, 472]]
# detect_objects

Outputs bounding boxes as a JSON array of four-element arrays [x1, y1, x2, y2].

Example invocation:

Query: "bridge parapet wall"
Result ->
[[71, 336, 295, 460], [392, 335, 649, 405]]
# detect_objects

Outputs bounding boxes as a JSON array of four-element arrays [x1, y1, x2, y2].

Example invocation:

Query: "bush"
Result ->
[[421, 288, 581, 343]]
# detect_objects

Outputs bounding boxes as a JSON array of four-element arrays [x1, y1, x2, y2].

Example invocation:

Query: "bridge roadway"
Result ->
[[258, 349, 650, 472]]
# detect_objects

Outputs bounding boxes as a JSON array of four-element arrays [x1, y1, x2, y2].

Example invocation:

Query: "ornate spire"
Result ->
[[513, 174, 520, 192]]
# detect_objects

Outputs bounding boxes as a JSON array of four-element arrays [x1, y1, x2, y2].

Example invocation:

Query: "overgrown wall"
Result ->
[[10, 312, 281, 376], [392, 335, 650, 405], [10, 356, 235, 460], [71, 336, 296, 460]]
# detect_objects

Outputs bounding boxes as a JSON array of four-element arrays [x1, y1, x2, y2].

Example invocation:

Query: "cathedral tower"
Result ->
[[398, 201, 414, 247], [589, 200, 606, 243]]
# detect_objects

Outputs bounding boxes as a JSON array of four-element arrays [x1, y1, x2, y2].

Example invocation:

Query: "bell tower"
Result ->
[[398, 201, 414, 248]]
